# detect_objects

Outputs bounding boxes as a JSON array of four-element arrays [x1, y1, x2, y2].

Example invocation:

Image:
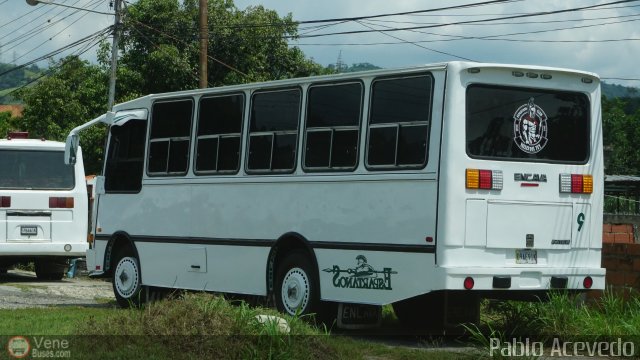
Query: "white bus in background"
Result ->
[[0, 132, 88, 280], [66, 61, 604, 329]]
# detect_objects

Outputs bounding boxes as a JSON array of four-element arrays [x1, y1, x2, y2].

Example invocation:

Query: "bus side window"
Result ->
[[247, 89, 301, 173], [304, 82, 362, 171], [367, 75, 433, 169], [148, 99, 193, 175], [195, 94, 244, 174], [105, 120, 148, 192]]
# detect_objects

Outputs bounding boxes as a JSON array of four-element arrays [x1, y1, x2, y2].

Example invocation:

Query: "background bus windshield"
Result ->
[[0, 150, 74, 190], [466, 84, 590, 163]]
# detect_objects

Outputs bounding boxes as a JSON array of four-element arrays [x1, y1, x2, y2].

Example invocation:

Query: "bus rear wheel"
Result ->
[[112, 248, 144, 308], [35, 259, 66, 281], [275, 250, 320, 319]]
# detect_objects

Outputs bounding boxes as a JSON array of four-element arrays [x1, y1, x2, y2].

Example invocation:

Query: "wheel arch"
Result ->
[[104, 231, 140, 276], [266, 232, 320, 298]]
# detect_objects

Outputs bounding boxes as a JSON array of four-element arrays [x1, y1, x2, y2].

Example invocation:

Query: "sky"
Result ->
[[1, 0, 639, 87]]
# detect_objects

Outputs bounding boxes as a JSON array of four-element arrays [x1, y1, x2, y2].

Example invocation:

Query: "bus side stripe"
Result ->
[[94, 234, 436, 253]]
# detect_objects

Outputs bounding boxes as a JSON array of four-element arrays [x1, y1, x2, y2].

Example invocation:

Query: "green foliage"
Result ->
[[117, 0, 329, 93], [0, 63, 44, 103], [602, 97, 640, 174], [15, 57, 108, 174], [0, 111, 20, 136]]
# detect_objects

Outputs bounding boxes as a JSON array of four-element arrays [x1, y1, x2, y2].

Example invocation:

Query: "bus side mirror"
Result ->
[[64, 134, 79, 165]]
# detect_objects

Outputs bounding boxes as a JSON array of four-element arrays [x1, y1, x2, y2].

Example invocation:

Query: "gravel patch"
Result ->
[[0, 269, 114, 309]]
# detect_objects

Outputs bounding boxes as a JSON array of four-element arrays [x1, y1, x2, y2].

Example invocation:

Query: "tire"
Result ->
[[275, 250, 320, 318], [35, 260, 66, 281], [112, 247, 144, 308]]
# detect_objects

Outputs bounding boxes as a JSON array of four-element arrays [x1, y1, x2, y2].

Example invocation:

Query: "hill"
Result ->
[[602, 82, 639, 99], [0, 63, 44, 103]]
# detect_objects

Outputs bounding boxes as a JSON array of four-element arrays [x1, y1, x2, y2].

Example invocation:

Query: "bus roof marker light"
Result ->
[[512, 71, 524, 77], [526, 72, 539, 79], [467, 68, 480, 74], [541, 74, 552, 80], [582, 78, 593, 84]]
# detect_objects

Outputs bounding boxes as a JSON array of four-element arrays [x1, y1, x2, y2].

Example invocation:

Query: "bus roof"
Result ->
[[0, 138, 66, 151], [111, 61, 600, 111]]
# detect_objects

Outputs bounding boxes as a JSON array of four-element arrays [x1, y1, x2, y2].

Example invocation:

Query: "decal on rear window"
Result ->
[[513, 98, 548, 154]]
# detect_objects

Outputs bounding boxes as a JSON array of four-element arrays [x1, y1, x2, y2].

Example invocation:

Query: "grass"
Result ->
[[10, 288, 639, 358], [0, 293, 466, 359], [466, 290, 640, 357]]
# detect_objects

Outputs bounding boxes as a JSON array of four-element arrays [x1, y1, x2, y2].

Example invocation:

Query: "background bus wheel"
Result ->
[[275, 250, 320, 319], [34, 260, 66, 281], [112, 248, 144, 308]]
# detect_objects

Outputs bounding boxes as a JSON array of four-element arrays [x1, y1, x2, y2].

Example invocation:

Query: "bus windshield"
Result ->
[[0, 150, 75, 190], [466, 84, 590, 163]]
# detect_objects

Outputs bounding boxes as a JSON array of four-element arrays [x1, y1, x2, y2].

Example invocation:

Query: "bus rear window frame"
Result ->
[[465, 83, 591, 165]]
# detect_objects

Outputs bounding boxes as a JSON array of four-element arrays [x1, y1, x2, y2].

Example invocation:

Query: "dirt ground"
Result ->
[[0, 269, 114, 309]]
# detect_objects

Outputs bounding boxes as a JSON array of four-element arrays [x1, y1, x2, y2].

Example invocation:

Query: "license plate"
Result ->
[[337, 303, 381, 329], [20, 225, 38, 236], [516, 249, 537, 264]]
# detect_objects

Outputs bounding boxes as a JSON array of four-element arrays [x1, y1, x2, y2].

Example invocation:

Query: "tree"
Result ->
[[118, 0, 328, 93], [16, 57, 108, 174], [602, 96, 640, 174], [16, 0, 330, 174]]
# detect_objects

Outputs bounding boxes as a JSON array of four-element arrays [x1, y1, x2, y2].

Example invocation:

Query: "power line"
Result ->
[[290, 0, 640, 39], [353, 20, 475, 61]]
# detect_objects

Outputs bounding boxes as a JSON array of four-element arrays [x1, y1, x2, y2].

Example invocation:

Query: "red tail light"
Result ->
[[583, 276, 593, 289], [0, 196, 10, 207], [466, 169, 503, 190], [559, 174, 593, 194], [463, 277, 475, 290], [49, 197, 74, 208]]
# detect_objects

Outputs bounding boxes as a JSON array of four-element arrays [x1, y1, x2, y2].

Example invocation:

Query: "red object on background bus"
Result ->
[[7, 131, 28, 139]]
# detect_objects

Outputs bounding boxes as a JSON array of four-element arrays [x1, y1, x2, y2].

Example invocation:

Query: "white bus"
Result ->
[[0, 132, 88, 280], [66, 61, 604, 328]]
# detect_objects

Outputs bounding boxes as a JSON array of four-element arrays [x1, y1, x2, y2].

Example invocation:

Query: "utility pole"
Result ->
[[107, 0, 122, 111], [199, 0, 208, 89]]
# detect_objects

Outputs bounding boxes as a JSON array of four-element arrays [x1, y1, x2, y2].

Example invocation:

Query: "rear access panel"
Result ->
[[486, 202, 572, 249], [6, 211, 52, 242]]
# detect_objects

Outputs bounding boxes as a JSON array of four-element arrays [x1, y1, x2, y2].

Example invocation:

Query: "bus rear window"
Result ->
[[466, 85, 590, 163], [0, 150, 74, 190]]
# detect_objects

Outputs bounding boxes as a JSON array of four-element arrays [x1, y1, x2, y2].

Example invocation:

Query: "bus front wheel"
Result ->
[[112, 248, 143, 308], [275, 250, 320, 318]]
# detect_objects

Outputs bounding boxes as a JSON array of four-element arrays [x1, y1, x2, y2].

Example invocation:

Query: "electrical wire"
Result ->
[[290, 0, 640, 39], [353, 20, 475, 61]]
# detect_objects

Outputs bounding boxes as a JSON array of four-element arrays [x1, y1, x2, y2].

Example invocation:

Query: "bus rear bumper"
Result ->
[[0, 242, 87, 257], [438, 266, 606, 291]]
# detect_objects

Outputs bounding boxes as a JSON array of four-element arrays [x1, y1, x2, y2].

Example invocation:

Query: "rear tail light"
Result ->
[[559, 174, 593, 194], [49, 197, 75, 208], [464, 277, 475, 290], [583, 276, 593, 289], [466, 169, 503, 190], [0, 196, 10, 207]]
